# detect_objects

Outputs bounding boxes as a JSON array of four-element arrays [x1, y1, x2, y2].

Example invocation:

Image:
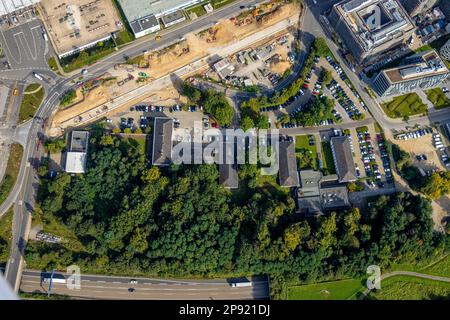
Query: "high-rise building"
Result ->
[[328, 0, 415, 65], [441, 39, 450, 61], [372, 49, 450, 96]]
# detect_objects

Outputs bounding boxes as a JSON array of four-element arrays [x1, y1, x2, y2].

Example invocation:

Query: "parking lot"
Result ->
[[0, 19, 49, 76]]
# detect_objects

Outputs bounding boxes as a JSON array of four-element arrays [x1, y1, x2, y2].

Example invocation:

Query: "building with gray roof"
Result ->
[[65, 131, 89, 174], [278, 139, 300, 188], [152, 118, 173, 166], [330, 136, 357, 183]]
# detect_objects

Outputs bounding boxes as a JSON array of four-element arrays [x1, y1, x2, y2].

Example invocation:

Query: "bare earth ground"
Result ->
[[393, 135, 445, 171], [50, 2, 300, 128], [52, 86, 111, 126]]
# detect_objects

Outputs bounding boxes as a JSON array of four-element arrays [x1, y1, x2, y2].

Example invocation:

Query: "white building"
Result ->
[[117, 0, 203, 38], [0, 0, 40, 16], [65, 131, 89, 174]]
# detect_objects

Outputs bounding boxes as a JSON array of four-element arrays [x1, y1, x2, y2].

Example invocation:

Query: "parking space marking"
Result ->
[[0, 30, 21, 65]]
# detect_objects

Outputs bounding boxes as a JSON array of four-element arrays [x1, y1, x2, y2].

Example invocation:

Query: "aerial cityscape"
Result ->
[[0, 0, 449, 305]]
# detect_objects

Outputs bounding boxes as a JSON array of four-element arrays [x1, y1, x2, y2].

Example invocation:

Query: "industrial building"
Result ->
[[65, 131, 89, 174], [330, 136, 357, 183], [39, 0, 122, 58], [0, 0, 39, 16], [117, 0, 203, 38], [372, 49, 450, 96], [329, 0, 415, 65]]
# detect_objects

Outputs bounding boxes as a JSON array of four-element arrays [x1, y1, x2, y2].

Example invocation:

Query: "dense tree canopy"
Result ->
[[27, 133, 447, 293]]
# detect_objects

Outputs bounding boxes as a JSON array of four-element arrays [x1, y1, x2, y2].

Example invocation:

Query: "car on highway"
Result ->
[[81, 69, 88, 75], [128, 288, 135, 292], [130, 279, 138, 284]]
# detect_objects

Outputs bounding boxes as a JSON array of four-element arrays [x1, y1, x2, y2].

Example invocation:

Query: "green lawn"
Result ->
[[295, 135, 318, 170], [287, 279, 365, 300], [185, 3, 208, 18], [356, 126, 369, 134], [48, 57, 58, 72], [368, 275, 450, 300], [19, 84, 45, 123], [60, 41, 117, 73], [381, 93, 428, 118], [321, 141, 336, 174], [128, 136, 147, 155], [0, 207, 13, 265], [0, 144, 23, 207], [426, 88, 450, 110]]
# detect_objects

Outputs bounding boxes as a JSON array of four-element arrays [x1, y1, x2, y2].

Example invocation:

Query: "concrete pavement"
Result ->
[[20, 270, 270, 300]]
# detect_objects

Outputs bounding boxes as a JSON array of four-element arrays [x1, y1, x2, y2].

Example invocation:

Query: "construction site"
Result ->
[[49, 1, 301, 133]]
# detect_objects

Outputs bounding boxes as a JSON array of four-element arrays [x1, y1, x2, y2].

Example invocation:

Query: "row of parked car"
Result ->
[[377, 134, 392, 182], [327, 79, 362, 120], [36, 231, 61, 244], [326, 55, 347, 82], [395, 128, 433, 140]]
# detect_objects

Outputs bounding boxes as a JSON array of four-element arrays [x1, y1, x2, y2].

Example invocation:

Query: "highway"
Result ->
[[19, 270, 270, 300]]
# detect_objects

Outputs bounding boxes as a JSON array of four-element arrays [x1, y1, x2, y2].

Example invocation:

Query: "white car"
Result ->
[[130, 279, 138, 284]]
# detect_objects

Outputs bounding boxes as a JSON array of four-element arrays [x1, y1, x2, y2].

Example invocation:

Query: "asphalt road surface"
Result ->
[[20, 271, 270, 300]]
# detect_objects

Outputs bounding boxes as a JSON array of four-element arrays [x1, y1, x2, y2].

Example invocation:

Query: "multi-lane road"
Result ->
[[20, 270, 270, 300]]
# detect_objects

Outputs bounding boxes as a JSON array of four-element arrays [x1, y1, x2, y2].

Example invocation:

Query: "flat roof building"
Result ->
[[296, 170, 351, 215], [161, 10, 186, 28], [329, 0, 415, 65], [320, 185, 351, 211], [152, 118, 174, 166], [372, 49, 450, 96], [65, 131, 89, 173], [0, 0, 39, 16], [278, 139, 300, 188], [39, 0, 122, 58], [117, 0, 202, 38], [330, 136, 357, 183]]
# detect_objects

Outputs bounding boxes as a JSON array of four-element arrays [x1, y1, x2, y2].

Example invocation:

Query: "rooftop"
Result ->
[[320, 185, 351, 210], [70, 131, 89, 152], [0, 0, 39, 16], [152, 118, 173, 166], [278, 139, 300, 187], [117, 0, 200, 21], [40, 0, 121, 56], [383, 49, 449, 83], [330, 136, 357, 183], [334, 0, 414, 52], [65, 152, 87, 173]]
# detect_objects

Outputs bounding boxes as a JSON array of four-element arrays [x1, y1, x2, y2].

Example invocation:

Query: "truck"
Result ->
[[33, 72, 43, 81], [43, 277, 66, 284], [231, 281, 252, 288]]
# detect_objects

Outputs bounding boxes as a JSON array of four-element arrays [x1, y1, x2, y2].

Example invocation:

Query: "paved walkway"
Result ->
[[416, 90, 435, 112], [360, 271, 450, 299]]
